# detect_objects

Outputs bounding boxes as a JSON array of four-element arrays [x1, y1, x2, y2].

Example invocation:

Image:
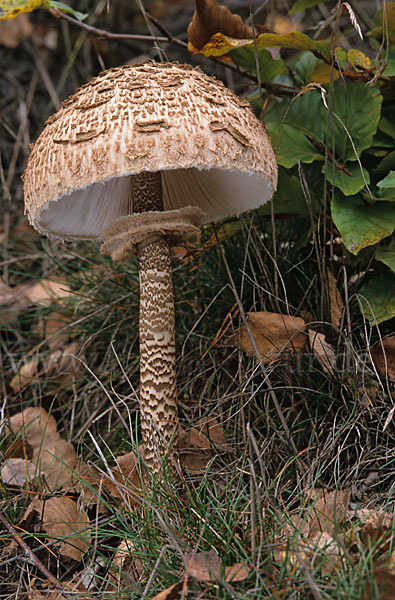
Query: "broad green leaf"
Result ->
[[265, 83, 382, 165], [289, 0, 331, 15], [324, 162, 370, 196], [260, 167, 318, 215], [266, 122, 323, 168], [293, 51, 339, 84], [228, 47, 286, 82], [377, 171, 395, 188], [377, 171, 395, 200], [334, 47, 348, 68], [379, 108, 395, 139], [0, 0, 48, 19], [381, 47, 395, 76], [331, 194, 395, 254], [376, 236, 395, 271], [359, 273, 395, 324], [376, 151, 395, 174], [0, 0, 86, 20], [195, 31, 331, 60]]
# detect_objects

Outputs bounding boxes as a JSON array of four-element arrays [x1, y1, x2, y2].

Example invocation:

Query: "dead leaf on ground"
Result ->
[[28, 575, 88, 599], [351, 508, 394, 529], [1, 457, 38, 486], [365, 567, 395, 600], [105, 539, 146, 590], [0, 13, 32, 47], [43, 341, 84, 385], [308, 330, 336, 374], [185, 550, 249, 582], [31, 496, 90, 563], [188, 0, 252, 53], [23, 279, 71, 306], [179, 417, 232, 472], [35, 310, 73, 350], [7, 407, 77, 491], [151, 583, 182, 600], [230, 311, 306, 362], [328, 272, 344, 328], [10, 356, 39, 392], [307, 488, 350, 536], [371, 335, 395, 380]]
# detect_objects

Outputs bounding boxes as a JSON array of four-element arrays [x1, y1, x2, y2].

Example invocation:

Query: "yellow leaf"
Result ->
[[0, 0, 49, 21], [191, 30, 330, 59], [348, 49, 371, 70], [307, 61, 339, 84]]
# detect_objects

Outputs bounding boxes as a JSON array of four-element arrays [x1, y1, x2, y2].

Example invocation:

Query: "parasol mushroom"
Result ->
[[23, 61, 277, 475]]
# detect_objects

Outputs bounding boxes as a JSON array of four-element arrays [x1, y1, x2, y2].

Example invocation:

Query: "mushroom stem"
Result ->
[[132, 172, 178, 474]]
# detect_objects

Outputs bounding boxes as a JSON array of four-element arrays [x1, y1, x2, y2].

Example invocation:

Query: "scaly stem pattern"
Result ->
[[132, 172, 178, 474]]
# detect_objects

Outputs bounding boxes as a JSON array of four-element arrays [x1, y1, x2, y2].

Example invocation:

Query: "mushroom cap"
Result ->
[[24, 61, 277, 241]]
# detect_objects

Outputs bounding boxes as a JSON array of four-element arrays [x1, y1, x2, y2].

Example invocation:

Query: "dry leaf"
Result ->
[[1, 457, 38, 486], [151, 583, 182, 600], [9, 407, 58, 447], [28, 575, 88, 599], [31, 496, 90, 563], [366, 567, 395, 600], [352, 508, 394, 529], [10, 356, 39, 392], [231, 311, 306, 362], [105, 539, 145, 589], [7, 407, 78, 492], [185, 550, 248, 582], [188, 0, 252, 53], [328, 272, 344, 328], [23, 279, 71, 306], [308, 330, 336, 374], [307, 488, 350, 537], [43, 341, 84, 385], [371, 335, 395, 380], [179, 417, 232, 472], [35, 310, 72, 350]]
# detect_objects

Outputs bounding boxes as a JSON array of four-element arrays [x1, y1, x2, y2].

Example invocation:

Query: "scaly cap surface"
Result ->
[[24, 61, 277, 240]]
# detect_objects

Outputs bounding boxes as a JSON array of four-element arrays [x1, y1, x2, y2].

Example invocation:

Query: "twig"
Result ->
[[0, 512, 75, 598]]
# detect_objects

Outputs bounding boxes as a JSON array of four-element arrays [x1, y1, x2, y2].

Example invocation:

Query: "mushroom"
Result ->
[[23, 61, 277, 476]]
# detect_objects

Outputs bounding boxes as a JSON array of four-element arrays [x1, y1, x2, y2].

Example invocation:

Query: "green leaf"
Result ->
[[376, 236, 395, 271], [367, 3, 395, 45], [195, 31, 331, 60], [50, 0, 87, 20], [266, 122, 323, 168], [359, 273, 395, 324], [331, 194, 395, 254], [265, 83, 382, 166], [260, 167, 318, 215], [325, 162, 370, 196], [377, 171, 395, 188], [292, 51, 339, 84], [289, 0, 332, 15], [0, 0, 49, 19], [228, 47, 286, 82]]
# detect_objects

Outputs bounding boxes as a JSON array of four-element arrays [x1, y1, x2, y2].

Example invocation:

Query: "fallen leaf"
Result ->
[[23, 279, 71, 306], [308, 330, 336, 374], [352, 508, 394, 529], [7, 407, 77, 492], [43, 341, 84, 385], [188, 0, 252, 53], [185, 550, 248, 582], [231, 311, 306, 361], [1, 457, 38, 486], [105, 539, 145, 589], [35, 310, 73, 350], [10, 356, 39, 392], [308, 488, 350, 536], [151, 583, 182, 600], [179, 417, 232, 472], [31, 496, 90, 563], [371, 335, 395, 380], [328, 272, 344, 328]]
